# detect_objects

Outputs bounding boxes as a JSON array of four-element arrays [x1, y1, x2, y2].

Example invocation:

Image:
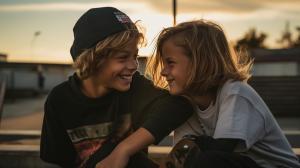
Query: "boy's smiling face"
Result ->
[[94, 40, 139, 92]]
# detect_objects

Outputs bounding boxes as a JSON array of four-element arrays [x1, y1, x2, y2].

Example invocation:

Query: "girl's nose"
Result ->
[[160, 67, 168, 77]]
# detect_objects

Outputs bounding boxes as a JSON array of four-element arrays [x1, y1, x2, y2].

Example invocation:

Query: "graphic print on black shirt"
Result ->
[[68, 113, 132, 167]]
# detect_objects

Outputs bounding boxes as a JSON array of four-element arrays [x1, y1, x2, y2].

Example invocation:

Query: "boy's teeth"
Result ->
[[121, 75, 131, 80]]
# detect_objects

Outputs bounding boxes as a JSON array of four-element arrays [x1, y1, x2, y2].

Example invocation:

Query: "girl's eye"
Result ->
[[167, 60, 175, 65]]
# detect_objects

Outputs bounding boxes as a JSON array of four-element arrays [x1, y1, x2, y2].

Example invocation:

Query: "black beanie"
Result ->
[[70, 7, 134, 60]]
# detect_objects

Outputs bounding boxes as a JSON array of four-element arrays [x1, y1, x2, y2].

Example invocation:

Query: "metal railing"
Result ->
[[0, 78, 6, 125]]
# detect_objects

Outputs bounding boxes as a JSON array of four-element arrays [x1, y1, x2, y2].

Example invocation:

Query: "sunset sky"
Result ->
[[1, 0, 300, 63]]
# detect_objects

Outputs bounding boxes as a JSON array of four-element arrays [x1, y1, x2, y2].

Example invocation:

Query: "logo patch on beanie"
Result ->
[[114, 11, 131, 23]]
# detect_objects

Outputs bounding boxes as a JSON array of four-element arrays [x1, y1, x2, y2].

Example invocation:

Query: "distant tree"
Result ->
[[235, 28, 268, 52], [277, 21, 293, 48], [276, 21, 300, 48], [290, 26, 300, 48]]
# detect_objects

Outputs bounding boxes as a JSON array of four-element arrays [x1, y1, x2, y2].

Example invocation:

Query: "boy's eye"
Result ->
[[115, 54, 128, 60], [115, 55, 138, 64], [119, 56, 128, 59]]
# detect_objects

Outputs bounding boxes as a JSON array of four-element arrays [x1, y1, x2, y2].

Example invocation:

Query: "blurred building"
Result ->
[[251, 48, 300, 76], [137, 56, 147, 74], [0, 53, 7, 62], [0, 57, 148, 98], [137, 49, 300, 77], [0, 62, 74, 97]]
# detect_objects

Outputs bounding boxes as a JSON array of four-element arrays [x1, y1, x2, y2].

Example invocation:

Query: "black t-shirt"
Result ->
[[40, 72, 193, 167]]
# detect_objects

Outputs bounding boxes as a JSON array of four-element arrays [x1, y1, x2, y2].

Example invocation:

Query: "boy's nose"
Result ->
[[127, 59, 138, 71]]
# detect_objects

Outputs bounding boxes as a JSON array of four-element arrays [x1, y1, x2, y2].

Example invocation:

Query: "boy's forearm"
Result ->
[[114, 127, 155, 156]]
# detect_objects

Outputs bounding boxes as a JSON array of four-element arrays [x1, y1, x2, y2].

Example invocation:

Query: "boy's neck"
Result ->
[[81, 77, 110, 98]]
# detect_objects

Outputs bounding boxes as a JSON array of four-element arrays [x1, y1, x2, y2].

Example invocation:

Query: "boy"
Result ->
[[40, 7, 193, 168]]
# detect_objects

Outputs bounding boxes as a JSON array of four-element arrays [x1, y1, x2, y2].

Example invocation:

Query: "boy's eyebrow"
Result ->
[[174, 43, 186, 50], [113, 49, 138, 54]]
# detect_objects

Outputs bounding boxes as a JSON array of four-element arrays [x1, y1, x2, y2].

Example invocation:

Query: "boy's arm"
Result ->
[[95, 74, 193, 168], [96, 96, 193, 168], [95, 128, 155, 168]]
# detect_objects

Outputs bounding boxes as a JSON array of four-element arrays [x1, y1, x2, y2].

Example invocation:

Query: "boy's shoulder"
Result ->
[[47, 76, 74, 103], [129, 72, 193, 112], [131, 72, 168, 97]]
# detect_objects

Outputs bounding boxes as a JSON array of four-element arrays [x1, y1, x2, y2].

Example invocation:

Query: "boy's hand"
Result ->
[[95, 128, 155, 168], [95, 149, 129, 168]]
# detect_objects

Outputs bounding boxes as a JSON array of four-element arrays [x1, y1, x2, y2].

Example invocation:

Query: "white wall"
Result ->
[[14, 71, 37, 89], [0, 66, 74, 91], [253, 62, 298, 76]]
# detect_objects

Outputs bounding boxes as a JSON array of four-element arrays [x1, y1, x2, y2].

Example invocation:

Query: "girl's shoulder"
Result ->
[[219, 80, 256, 98], [219, 80, 271, 116], [219, 80, 267, 107]]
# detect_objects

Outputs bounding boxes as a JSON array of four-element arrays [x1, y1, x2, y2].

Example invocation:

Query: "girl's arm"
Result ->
[[95, 127, 155, 168], [195, 135, 241, 152]]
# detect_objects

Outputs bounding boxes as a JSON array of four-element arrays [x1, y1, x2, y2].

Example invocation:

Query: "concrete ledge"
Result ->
[[0, 130, 40, 142], [0, 144, 39, 152], [0, 144, 59, 168], [149, 146, 300, 158], [149, 146, 171, 158], [0, 144, 299, 167], [1, 144, 298, 156], [0, 130, 40, 135], [284, 130, 300, 148], [294, 148, 300, 155]]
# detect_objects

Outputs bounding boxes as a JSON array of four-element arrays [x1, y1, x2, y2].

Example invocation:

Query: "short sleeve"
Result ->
[[40, 95, 77, 167], [213, 94, 266, 151], [141, 96, 193, 144], [128, 72, 193, 144]]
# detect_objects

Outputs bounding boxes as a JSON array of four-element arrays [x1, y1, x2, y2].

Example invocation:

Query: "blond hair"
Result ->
[[74, 23, 145, 80], [147, 20, 252, 96]]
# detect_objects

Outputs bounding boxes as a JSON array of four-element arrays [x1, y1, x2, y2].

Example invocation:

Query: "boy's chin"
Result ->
[[115, 84, 131, 92], [169, 91, 178, 95]]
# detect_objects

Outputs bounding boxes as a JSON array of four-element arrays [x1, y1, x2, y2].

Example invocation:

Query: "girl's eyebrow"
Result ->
[[165, 56, 172, 60], [163, 56, 173, 61]]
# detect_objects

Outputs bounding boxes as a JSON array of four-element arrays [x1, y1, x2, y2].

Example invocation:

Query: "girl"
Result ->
[[147, 20, 300, 168]]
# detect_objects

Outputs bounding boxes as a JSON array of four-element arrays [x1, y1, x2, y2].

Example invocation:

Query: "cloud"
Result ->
[[0, 2, 148, 13], [127, 0, 300, 14], [1, 0, 299, 15]]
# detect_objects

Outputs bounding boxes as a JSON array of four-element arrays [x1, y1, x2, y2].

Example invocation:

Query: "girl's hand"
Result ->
[[95, 149, 129, 168]]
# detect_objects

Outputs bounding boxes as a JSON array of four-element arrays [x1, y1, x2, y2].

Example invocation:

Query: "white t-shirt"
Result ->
[[174, 80, 300, 168]]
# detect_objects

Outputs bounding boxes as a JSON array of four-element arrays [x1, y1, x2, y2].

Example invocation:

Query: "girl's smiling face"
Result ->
[[160, 38, 191, 95]]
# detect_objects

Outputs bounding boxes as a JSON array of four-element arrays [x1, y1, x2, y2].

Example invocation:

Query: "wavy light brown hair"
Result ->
[[147, 20, 253, 96], [74, 22, 145, 80]]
